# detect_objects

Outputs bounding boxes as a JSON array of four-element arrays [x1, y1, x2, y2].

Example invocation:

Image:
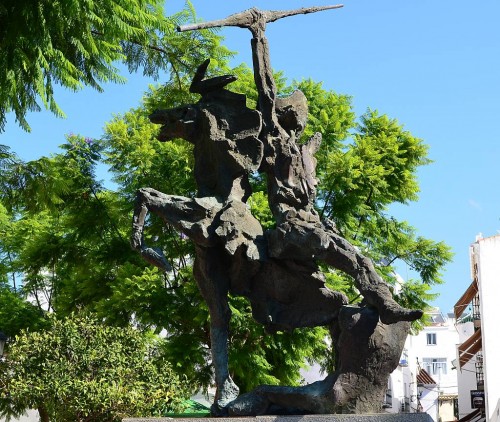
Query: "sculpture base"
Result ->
[[123, 414, 433, 422]]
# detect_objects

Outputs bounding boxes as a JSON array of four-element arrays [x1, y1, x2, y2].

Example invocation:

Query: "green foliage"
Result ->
[[300, 103, 453, 301], [295, 79, 355, 150], [103, 109, 196, 199], [0, 25, 452, 396], [248, 191, 275, 230], [0, 0, 231, 132], [0, 137, 147, 324], [228, 295, 329, 391], [0, 282, 48, 339], [317, 109, 430, 225], [0, 314, 189, 422]]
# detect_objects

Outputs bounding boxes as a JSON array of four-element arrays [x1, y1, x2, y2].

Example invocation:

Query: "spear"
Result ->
[[178, 5, 344, 134], [177, 5, 343, 33]]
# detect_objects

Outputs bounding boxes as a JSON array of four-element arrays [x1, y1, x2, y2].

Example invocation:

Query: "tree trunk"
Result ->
[[38, 404, 49, 422]]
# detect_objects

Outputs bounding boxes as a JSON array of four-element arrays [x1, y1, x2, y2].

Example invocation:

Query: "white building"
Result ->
[[301, 307, 460, 420], [454, 318, 479, 420], [0, 410, 38, 422], [386, 308, 459, 422], [454, 234, 500, 422]]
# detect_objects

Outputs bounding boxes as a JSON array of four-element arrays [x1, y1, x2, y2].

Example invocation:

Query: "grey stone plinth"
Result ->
[[123, 413, 433, 422]]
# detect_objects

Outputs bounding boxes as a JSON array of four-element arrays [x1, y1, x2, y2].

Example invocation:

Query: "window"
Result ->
[[383, 378, 392, 408], [426, 333, 437, 345], [399, 348, 409, 366], [423, 358, 447, 376]]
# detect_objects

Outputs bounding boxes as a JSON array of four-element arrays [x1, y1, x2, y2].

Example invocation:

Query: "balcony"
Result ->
[[454, 280, 478, 319], [458, 328, 482, 368], [472, 295, 481, 329]]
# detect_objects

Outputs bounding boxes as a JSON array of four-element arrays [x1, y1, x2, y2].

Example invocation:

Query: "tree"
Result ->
[[0, 282, 48, 341], [0, 0, 230, 132], [101, 68, 452, 382], [0, 314, 189, 422], [0, 59, 452, 394]]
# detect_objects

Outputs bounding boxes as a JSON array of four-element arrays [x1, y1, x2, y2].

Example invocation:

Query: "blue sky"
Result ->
[[2, 0, 500, 314]]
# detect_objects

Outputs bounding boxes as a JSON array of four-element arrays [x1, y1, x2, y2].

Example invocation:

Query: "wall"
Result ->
[[414, 323, 458, 396], [438, 399, 456, 422], [410, 313, 458, 392], [0, 410, 38, 422], [455, 320, 477, 419], [386, 364, 411, 413], [420, 388, 439, 422], [474, 235, 500, 422], [411, 310, 459, 422]]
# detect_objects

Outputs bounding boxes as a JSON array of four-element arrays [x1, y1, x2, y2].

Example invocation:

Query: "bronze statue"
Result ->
[[132, 5, 422, 416]]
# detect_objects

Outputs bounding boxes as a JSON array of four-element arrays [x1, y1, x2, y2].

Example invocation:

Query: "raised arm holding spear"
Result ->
[[179, 5, 343, 136]]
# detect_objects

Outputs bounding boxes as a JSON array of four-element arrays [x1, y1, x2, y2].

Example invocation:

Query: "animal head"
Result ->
[[149, 105, 199, 143]]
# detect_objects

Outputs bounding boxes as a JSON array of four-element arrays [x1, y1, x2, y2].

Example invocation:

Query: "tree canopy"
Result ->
[[0, 66, 452, 398], [0, 0, 229, 132], [0, 3, 452, 412]]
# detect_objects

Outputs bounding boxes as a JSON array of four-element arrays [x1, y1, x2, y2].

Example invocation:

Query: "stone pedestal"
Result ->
[[123, 414, 433, 422]]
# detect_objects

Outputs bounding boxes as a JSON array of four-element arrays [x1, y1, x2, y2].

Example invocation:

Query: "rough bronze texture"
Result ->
[[132, 6, 423, 417]]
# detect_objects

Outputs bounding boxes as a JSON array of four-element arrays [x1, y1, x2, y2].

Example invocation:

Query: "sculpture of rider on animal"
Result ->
[[131, 5, 423, 417]]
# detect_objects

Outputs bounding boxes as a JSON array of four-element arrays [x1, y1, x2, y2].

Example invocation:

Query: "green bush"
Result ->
[[0, 314, 189, 422]]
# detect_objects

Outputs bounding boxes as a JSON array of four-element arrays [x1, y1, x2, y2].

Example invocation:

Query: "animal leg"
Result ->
[[318, 232, 423, 324], [267, 221, 422, 324], [194, 247, 239, 415], [131, 187, 217, 271]]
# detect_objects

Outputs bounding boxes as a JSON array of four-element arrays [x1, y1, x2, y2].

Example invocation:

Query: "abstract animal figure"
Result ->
[[132, 6, 422, 416]]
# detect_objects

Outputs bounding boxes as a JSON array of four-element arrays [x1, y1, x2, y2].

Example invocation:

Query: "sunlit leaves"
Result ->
[[103, 110, 196, 199], [319, 109, 431, 226], [0, 282, 48, 339], [0, 315, 190, 421], [0, 24, 454, 400], [295, 79, 355, 150], [248, 191, 275, 230], [0, 0, 230, 132]]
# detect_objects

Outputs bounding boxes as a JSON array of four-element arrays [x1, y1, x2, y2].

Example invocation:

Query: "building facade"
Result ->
[[454, 234, 500, 422], [385, 308, 459, 422]]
